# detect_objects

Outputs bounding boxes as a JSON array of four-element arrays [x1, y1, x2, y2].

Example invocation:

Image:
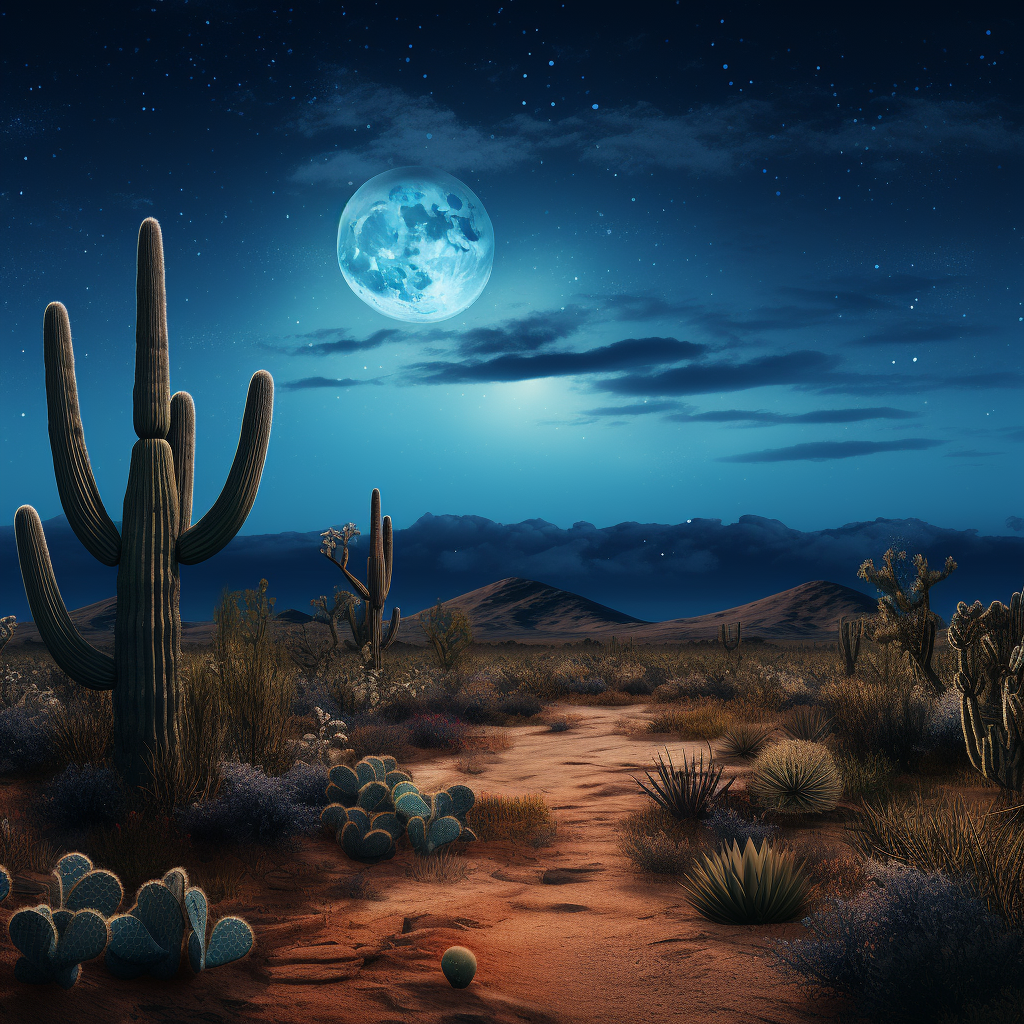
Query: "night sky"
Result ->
[[3, 3, 1021, 547]]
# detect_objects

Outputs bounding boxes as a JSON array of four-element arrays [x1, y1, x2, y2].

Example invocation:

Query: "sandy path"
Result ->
[[0, 703, 855, 1024]]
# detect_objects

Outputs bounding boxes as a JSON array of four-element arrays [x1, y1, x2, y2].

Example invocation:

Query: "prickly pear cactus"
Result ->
[[0, 865, 10, 905], [9, 904, 110, 988], [394, 782, 477, 856], [325, 756, 411, 809], [51, 852, 123, 917], [323, 804, 404, 863]]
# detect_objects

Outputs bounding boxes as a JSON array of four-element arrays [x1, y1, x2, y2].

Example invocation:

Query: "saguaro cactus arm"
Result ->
[[176, 370, 274, 565], [382, 606, 401, 651], [42, 302, 121, 567], [14, 506, 115, 690], [167, 391, 196, 534]]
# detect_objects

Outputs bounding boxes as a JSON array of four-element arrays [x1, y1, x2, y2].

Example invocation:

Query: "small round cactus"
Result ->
[[441, 945, 477, 989]]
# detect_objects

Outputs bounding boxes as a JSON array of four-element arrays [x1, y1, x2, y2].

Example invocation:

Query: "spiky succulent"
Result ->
[[718, 722, 775, 759], [679, 837, 808, 925], [632, 745, 734, 820], [782, 705, 832, 743], [748, 739, 844, 814]]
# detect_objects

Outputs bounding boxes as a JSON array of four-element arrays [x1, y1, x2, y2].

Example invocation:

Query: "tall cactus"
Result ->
[[14, 218, 274, 787], [947, 592, 1024, 791], [320, 489, 400, 671], [838, 616, 863, 676], [718, 622, 741, 651]]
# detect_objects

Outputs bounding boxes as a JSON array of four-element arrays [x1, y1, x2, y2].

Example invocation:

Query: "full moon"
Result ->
[[337, 166, 494, 323]]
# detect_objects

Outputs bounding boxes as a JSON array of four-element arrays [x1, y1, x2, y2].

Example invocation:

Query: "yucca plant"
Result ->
[[719, 722, 775, 759], [782, 705, 832, 742], [632, 745, 734, 820], [749, 740, 844, 814], [679, 837, 808, 924]]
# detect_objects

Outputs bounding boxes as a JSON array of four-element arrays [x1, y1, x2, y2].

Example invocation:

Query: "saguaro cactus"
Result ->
[[838, 616, 864, 676], [718, 622, 741, 651], [320, 489, 400, 671], [14, 218, 273, 786]]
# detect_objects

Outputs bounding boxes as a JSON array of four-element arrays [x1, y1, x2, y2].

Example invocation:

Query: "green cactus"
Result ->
[[325, 756, 412, 809], [838, 616, 864, 676], [718, 622, 741, 651], [441, 945, 477, 988], [50, 852, 123, 919], [948, 592, 1024, 790], [106, 866, 254, 978], [0, 865, 10, 904], [9, 904, 110, 988], [14, 219, 273, 787], [321, 490, 400, 670], [393, 782, 477, 856], [857, 548, 955, 694], [324, 805, 405, 863]]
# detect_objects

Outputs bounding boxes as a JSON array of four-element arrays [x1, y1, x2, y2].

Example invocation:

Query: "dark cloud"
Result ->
[[5, 512, 1020, 625], [802, 370, 1024, 396], [424, 305, 591, 355], [286, 327, 405, 356], [597, 350, 839, 396], [667, 406, 920, 425], [1007, 517, 1024, 532], [582, 400, 683, 417], [718, 438, 946, 463], [406, 337, 705, 384], [851, 323, 999, 346], [279, 376, 381, 391]]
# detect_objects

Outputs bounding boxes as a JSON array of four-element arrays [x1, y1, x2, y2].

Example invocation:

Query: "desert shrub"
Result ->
[[633, 745, 734, 820], [621, 675, 658, 696], [0, 705, 54, 774], [822, 678, 930, 765], [0, 815, 57, 876], [282, 762, 331, 808], [782, 705, 832, 742], [680, 838, 808, 925], [772, 862, 1024, 1024], [718, 721, 775, 759], [497, 688, 543, 719], [748, 740, 844, 815], [45, 691, 112, 769], [467, 793, 556, 845], [647, 703, 732, 740], [562, 676, 608, 695], [39, 764, 126, 830], [341, 873, 386, 901], [846, 793, 1024, 930], [617, 804, 709, 876], [703, 805, 779, 848], [176, 761, 318, 846], [409, 847, 470, 884], [87, 810, 184, 897], [421, 601, 474, 671], [406, 712, 468, 751], [692, 670, 741, 702], [492, 658, 544, 695], [347, 721, 415, 762], [834, 750, 898, 802], [449, 678, 501, 723], [793, 839, 867, 904], [922, 685, 967, 765]]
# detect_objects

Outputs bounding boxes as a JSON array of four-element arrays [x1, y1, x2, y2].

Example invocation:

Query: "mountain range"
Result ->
[[1, 511, 1020, 626]]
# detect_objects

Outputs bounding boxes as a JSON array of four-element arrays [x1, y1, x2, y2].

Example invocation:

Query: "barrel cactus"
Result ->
[[441, 945, 478, 988], [14, 218, 273, 787]]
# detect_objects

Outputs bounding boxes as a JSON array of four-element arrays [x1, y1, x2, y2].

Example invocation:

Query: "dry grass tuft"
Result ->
[[467, 793, 556, 846], [616, 804, 710, 876], [646, 703, 733, 740], [409, 848, 470, 884], [464, 728, 514, 753]]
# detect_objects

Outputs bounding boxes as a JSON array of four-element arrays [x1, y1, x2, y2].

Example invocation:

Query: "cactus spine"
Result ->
[[718, 622, 741, 651], [838, 616, 863, 676], [14, 218, 273, 787], [948, 592, 1024, 791], [321, 489, 400, 670]]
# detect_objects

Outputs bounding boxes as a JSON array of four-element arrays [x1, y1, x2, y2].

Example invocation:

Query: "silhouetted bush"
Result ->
[[772, 862, 1024, 1024], [498, 688, 543, 718], [176, 762, 318, 846], [703, 805, 779, 848], [0, 706, 53, 774], [283, 762, 331, 808], [406, 713, 468, 751], [39, 764, 126, 830]]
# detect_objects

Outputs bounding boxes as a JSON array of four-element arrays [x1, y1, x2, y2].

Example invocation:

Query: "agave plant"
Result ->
[[679, 837, 808, 925], [718, 722, 775, 759], [782, 705, 832, 742], [749, 739, 844, 814], [632, 745, 734, 820]]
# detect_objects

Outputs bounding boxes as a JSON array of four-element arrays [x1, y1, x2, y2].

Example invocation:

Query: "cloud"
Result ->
[[667, 406, 920, 425], [717, 438, 946, 463], [596, 350, 840, 396], [581, 400, 684, 417], [279, 376, 381, 391], [423, 305, 592, 355], [801, 370, 1024, 396], [1007, 516, 1024, 532], [288, 84, 1024, 187], [406, 337, 705, 384], [283, 326, 406, 356], [851, 323, 999, 346]]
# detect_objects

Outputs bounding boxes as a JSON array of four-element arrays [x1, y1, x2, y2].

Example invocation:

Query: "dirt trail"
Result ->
[[0, 703, 854, 1024]]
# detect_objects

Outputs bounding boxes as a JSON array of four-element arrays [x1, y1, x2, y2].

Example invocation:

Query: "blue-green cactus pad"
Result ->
[[380, 755, 398, 773], [356, 780, 390, 812], [105, 914, 174, 978], [162, 868, 188, 906], [427, 815, 463, 850], [391, 780, 419, 803], [0, 866, 11, 904], [184, 887, 208, 943], [458, 825, 478, 844], [406, 816, 427, 853], [134, 881, 185, 955], [385, 769, 412, 788], [446, 785, 476, 818], [52, 909, 74, 935], [362, 756, 386, 779], [433, 791, 454, 819], [205, 916, 254, 969], [66, 869, 123, 916], [344, 806, 371, 835], [395, 790, 432, 821], [321, 803, 347, 832], [340, 821, 396, 863], [9, 906, 58, 965], [370, 811, 404, 841], [54, 909, 108, 968], [53, 853, 93, 905], [328, 764, 360, 794]]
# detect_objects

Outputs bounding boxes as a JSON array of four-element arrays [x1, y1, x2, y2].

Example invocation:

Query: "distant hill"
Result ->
[[8, 577, 879, 651]]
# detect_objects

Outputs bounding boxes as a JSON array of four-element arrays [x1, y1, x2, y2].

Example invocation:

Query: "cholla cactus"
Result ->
[[0, 616, 15, 659], [296, 706, 349, 765], [320, 491, 400, 670]]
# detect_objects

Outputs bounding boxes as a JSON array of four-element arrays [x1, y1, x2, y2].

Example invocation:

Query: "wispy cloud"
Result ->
[[667, 406, 920, 425], [717, 438, 946, 463], [281, 326, 406, 357], [406, 337, 705, 384], [279, 376, 382, 391], [851, 323, 998, 346]]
